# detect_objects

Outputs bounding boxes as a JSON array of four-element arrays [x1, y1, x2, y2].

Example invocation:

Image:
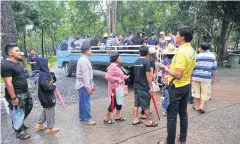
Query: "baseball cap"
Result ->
[[160, 31, 165, 35]]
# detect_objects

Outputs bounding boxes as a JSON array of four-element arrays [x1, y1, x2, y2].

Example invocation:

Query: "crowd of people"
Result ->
[[1, 26, 217, 144], [68, 30, 177, 51]]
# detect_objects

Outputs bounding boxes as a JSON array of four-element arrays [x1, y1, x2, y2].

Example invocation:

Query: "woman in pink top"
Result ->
[[104, 52, 128, 124]]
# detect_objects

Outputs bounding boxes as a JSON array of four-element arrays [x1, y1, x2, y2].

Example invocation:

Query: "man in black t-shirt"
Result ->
[[131, 32, 144, 45], [132, 46, 158, 127], [1, 43, 33, 140]]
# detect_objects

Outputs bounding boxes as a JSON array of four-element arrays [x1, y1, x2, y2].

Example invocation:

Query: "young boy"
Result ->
[[35, 58, 59, 133]]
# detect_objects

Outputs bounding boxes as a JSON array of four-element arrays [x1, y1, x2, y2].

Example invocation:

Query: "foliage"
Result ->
[[9, 1, 240, 63]]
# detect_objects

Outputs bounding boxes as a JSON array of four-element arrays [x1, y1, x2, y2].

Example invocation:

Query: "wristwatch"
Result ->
[[11, 97, 18, 101]]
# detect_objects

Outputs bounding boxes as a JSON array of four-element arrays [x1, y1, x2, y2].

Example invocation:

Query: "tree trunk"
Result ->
[[41, 28, 44, 58], [23, 26, 27, 54], [50, 36, 56, 55], [108, 0, 117, 33], [1, 1, 17, 59], [218, 17, 229, 63], [44, 33, 47, 57]]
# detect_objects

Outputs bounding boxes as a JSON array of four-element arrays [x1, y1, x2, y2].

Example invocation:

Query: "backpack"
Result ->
[[162, 58, 171, 84]]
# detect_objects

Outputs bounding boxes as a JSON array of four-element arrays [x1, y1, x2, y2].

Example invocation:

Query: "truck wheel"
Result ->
[[64, 63, 72, 77], [128, 72, 134, 85]]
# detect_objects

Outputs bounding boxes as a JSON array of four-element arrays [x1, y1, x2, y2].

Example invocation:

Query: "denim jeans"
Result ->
[[167, 84, 190, 144], [78, 87, 91, 122]]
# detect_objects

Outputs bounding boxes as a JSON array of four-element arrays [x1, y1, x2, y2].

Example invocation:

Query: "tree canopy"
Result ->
[[1, 1, 239, 63]]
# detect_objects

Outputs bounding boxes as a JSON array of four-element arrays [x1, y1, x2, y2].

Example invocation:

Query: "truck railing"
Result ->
[[69, 45, 156, 53]]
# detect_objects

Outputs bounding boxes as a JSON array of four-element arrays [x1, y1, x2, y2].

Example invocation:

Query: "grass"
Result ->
[[47, 56, 57, 69], [1, 56, 57, 83]]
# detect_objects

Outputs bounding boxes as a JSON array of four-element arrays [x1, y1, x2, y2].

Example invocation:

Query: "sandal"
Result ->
[[192, 105, 200, 111], [199, 108, 205, 113], [145, 121, 158, 127], [132, 120, 143, 125], [103, 119, 114, 124], [115, 117, 126, 121], [17, 131, 30, 140]]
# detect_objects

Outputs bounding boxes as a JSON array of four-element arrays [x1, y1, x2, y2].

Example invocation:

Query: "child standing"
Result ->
[[35, 58, 59, 133]]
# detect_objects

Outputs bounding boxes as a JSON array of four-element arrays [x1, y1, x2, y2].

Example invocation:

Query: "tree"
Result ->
[[207, 1, 240, 63], [1, 1, 18, 59]]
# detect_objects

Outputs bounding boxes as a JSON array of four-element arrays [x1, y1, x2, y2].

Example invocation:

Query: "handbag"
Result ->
[[161, 78, 175, 111]]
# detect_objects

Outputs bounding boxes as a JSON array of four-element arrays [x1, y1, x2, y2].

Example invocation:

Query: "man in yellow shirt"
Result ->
[[159, 27, 196, 144]]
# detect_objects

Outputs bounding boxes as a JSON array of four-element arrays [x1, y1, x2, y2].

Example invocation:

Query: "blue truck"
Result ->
[[56, 38, 158, 83]]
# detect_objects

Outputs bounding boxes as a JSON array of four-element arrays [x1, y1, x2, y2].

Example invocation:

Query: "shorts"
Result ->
[[134, 88, 151, 110], [192, 81, 211, 101]]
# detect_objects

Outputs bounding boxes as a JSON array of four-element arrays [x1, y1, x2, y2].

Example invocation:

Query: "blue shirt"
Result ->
[[147, 38, 159, 46], [192, 51, 217, 83]]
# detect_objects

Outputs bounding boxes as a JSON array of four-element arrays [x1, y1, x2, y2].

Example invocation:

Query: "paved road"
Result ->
[[1, 67, 240, 144]]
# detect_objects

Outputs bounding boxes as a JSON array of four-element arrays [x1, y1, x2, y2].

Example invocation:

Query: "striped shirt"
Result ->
[[192, 51, 217, 83]]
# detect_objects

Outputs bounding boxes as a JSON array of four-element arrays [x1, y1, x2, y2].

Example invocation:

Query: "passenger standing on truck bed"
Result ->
[[76, 42, 96, 125], [90, 34, 100, 46], [131, 32, 144, 45]]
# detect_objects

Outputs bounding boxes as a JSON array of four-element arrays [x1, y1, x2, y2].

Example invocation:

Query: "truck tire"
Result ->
[[65, 63, 72, 77]]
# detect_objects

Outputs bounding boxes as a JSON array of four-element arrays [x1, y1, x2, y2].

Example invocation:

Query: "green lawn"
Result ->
[[1, 56, 56, 83]]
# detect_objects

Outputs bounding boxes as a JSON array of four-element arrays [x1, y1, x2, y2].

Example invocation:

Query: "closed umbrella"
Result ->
[[54, 89, 66, 110], [152, 94, 160, 120]]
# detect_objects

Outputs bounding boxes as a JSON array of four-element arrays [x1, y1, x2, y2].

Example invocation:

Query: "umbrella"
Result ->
[[54, 89, 66, 110], [111, 88, 115, 113], [151, 94, 160, 120]]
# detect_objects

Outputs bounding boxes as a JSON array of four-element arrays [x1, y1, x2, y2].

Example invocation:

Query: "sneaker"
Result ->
[[35, 124, 47, 131], [44, 128, 60, 133], [84, 120, 96, 125], [139, 114, 146, 119], [162, 111, 167, 116]]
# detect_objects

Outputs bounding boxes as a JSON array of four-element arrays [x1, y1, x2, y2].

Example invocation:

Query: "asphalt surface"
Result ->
[[1, 66, 240, 144]]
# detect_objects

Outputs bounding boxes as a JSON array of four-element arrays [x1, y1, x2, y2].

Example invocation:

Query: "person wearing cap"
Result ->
[[159, 31, 166, 48], [104, 52, 128, 124], [100, 33, 108, 46], [158, 27, 196, 144], [76, 42, 96, 125], [110, 33, 119, 46], [147, 32, 160, 46], [132, 46, 158, 127]]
